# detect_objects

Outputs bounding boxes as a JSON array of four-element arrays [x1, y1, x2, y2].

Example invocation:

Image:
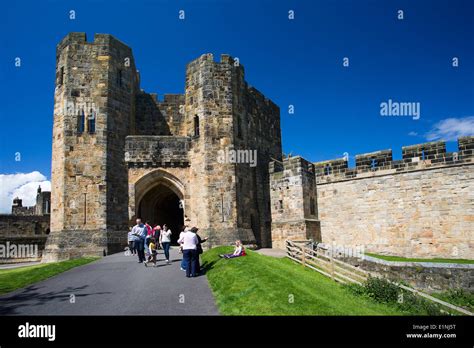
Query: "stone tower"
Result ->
[[183, 54, 282, 247], [269, 156, 321, 249], [43, 33, 138, 261]]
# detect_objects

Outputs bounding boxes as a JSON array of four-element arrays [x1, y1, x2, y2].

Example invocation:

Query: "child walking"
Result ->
[[144, 238, 157, 267]]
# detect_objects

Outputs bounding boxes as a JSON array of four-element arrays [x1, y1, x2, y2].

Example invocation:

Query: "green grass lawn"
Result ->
[[365, 253, 474, 264], [201, 247, 409, 315], [0, 257, 99, 295]]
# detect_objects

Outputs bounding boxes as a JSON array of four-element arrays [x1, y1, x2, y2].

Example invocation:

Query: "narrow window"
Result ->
[[77, 109, 85, 134], [58, 66, 64, 86], [371, 159, 377, 170], [237, 117, 242, 138], [310, 197, 316, 215], [278, 200, 283, 210], [117, 69, 122, 87], [324, 164, 331, 175], [88, 109, 96, 134], [194, 115, 200, 137]]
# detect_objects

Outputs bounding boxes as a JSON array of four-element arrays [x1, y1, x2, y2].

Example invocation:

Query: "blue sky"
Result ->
[[0, 0, 473, 210]]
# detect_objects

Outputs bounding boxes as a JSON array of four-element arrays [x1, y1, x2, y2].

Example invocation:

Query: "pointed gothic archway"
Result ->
[[132, 170, 185, 245]]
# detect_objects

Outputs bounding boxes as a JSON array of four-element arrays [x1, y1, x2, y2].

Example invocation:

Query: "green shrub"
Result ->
[[364, 276, 399, 303], [397, 291, 444, 316], [357, 277, 447, 315], [343, 282, 366, 297]]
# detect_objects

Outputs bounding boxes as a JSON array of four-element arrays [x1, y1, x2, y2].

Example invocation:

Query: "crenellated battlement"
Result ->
[[186, 53, 242, 70], [56, 32, 133, 52], [314, 136, 474, 183], [269, 155, 314, 176]]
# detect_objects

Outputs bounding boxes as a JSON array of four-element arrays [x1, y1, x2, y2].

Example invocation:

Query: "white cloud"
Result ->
[[425, 116, 474, 141], [0, 172, 51, 214], [408, 131, 418, 136]]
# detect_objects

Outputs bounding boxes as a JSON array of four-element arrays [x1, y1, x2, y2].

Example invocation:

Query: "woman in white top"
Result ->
[[160, 224, 172, 264]]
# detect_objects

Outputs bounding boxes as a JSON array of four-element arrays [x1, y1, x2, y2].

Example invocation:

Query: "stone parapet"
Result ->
[[125, 135, 191, 167], [315, 136, 474, 184]]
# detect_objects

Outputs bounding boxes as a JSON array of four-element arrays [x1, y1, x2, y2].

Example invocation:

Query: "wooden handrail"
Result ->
[[286, 239, 473, 316]]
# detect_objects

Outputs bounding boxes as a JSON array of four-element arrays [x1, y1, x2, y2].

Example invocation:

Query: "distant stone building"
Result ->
[[11, 186, 51, 216], [0, 186, 51, 263], [42, 32, 473, 262]]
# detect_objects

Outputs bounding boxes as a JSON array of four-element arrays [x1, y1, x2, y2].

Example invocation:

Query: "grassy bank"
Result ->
[[202, 247, 409, 315], [0, 257, 99, 295], [365, 253, 474, 264], [431, 289, 474, 312]]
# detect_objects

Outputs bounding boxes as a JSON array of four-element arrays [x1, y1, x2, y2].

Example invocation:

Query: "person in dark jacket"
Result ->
[[193, 227, 208, 275]]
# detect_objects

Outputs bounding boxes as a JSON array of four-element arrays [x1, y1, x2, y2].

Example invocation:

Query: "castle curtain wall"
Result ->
[[314, 138, 474, 259], [317, 163, 474, 259]]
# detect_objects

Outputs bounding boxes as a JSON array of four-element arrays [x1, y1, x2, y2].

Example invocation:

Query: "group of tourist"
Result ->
[[128, 218, 224, 278], [128, 218, 172, 265]]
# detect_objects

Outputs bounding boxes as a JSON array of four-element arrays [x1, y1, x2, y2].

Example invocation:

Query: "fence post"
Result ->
[[301, 245, 306, 267], [330, 248, 335, 280]]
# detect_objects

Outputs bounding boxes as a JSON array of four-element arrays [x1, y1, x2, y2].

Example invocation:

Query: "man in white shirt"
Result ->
[[177, 227, 199, 277]]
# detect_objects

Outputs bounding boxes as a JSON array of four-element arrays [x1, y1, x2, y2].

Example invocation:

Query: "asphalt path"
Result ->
[[0, 248, 219, 315]]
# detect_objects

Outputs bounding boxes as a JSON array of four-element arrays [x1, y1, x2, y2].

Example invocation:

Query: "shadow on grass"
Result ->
[[200, 259, 220, 275]]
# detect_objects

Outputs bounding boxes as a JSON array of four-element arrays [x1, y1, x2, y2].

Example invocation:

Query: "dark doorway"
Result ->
[[138, 184, 184, 245]]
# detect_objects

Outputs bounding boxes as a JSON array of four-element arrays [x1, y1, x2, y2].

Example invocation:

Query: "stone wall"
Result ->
[[341, 256, 473, 292], [315, 137, 474, 259], [0, 215, 50, 263], [233, 70, 282, 247], [11, 206, 35, 216], [158, 94, 186, 136], [134, 91, 172, 135], [125, 136, 190, 166]]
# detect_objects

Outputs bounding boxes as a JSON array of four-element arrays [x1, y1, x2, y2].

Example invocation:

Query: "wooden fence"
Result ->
[[285, 240, 473, 316]]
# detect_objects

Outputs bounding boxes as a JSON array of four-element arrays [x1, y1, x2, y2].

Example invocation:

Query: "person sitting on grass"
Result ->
[[144, 238, 157, 267], [219, 240, 246, 259]]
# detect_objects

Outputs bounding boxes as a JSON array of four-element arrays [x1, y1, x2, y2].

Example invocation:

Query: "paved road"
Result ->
[[0, 261, 41, 270], [0, 248, 219, 315], [254, 248, 287, 258]]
